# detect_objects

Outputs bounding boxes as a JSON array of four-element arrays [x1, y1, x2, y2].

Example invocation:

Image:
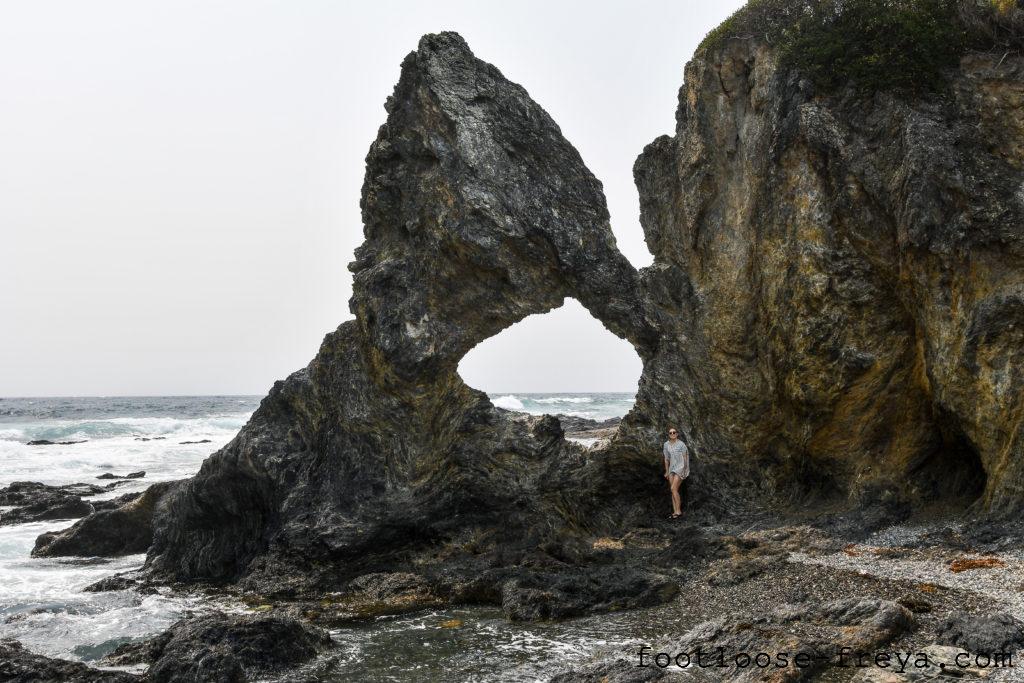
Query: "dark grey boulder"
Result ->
[[101, 612, 331, 683], [0, 639, 139, 682], [936, 611, 1024, 654]]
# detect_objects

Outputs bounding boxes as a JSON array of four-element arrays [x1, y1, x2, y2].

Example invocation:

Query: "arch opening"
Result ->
[[457, 298, 642, 446]]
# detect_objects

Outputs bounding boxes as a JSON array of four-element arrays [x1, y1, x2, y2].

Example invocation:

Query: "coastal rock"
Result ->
[[629, 18, 1024, 515], [26, 439, 87, 446], [101, 612, 331, 682], [0, 639, 139, 682], [0, 495, 93, 526], [501, 566, 678, 621], [82, 574, 140, 593], [549, 659, 672, 682], [32, 480, 180, 557], [0, 481, 106, 506], [0, 481, 128, 526], [144, 32, 664, 602], [936, 611, 1024, 654], [141, 5, 1024, 611], [96, 471, 145, 480]]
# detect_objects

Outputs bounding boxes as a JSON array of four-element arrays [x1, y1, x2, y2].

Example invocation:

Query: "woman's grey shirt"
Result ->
[[663, 440, 690, 478]]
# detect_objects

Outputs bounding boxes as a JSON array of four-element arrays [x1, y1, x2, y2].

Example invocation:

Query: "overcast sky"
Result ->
[[1, 0, 743, 397]]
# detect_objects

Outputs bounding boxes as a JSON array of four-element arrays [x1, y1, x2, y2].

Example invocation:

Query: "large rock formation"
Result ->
[[143, 32, 666, 596], [630, 33, 1024, 514], [129, 18, 1023, 601]]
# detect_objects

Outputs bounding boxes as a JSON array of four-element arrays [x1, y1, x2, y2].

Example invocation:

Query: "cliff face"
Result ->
[[631, 40, 1024, 514], [140, 28, 1024, 595]]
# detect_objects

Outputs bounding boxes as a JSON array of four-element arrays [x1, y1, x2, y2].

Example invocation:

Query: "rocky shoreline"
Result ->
[[5, 0, 1024, 678], [5, 511, 1024, 681]]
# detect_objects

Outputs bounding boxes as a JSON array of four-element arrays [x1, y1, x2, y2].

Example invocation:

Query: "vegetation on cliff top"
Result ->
[[699, 0, 1024, 95]]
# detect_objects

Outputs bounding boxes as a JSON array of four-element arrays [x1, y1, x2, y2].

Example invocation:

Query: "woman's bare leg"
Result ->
[[670, 474, 683, 516]]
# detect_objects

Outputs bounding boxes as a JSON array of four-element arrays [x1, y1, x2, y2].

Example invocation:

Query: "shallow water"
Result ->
[[489, 393, 634, 421], [323, 604, 674, 682]]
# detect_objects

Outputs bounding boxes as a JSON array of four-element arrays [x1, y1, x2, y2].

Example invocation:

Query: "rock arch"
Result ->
[[457, 297, 642, 396], [146, 33, 663, 589], [144, 28, 1024, 595]]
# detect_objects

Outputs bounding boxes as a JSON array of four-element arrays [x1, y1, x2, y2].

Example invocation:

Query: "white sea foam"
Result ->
[[533, 397, 593, 404], [0, 413, 250, 488], [492, 395, 525, 411], [0, 399, 254, 662], [0, 521, 205, 661]]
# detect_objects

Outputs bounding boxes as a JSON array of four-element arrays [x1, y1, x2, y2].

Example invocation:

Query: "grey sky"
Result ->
[[1, 0, 743, 397]]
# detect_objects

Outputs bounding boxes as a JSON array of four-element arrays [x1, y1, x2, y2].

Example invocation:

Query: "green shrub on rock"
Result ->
[[699, 0, 1023, 96]]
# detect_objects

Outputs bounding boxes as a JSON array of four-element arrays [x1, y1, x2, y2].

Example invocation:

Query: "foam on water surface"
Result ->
[[0, 396, 259, 661]]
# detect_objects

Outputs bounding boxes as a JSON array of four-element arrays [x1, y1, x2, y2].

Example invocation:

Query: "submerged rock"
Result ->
[[32, 480, 180, 557]]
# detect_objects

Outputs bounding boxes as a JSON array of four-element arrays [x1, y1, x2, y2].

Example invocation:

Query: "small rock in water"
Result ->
[[178, 439, 212, 444], [83, 575, 139, 592], [96, 471, 146, 480], [26, 439, 87, 446]]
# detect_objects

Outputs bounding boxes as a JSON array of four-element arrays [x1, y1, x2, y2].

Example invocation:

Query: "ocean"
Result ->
[[489, 392, 634, 421], [0, 392, 644, 679]]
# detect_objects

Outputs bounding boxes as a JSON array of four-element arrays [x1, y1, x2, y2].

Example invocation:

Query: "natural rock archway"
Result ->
[[144, 33, 667, 595], [134, 26, 1024, 603], [457, 297, 641, 396]]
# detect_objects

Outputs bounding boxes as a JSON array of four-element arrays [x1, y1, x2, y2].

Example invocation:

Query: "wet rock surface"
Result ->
[[0, 481, 137, 526], [100, 612, 331, 682], [0, 481, 107, 506], [0, 639, 140, 682], [25, 439, 87, 446], [32, 480, 181, 557], [96, 471, 145, 480]]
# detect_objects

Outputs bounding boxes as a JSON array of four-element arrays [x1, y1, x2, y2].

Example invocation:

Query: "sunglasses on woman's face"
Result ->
[[668, 431, 677, 435]]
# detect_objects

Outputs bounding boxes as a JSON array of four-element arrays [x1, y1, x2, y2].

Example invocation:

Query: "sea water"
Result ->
[[0, 394, 649, 680], [489, 392, 634, 421], [0, 396, 258, 663]]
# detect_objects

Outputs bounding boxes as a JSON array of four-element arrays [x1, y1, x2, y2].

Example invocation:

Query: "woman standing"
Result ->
[[663, 427, 689, 519]]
